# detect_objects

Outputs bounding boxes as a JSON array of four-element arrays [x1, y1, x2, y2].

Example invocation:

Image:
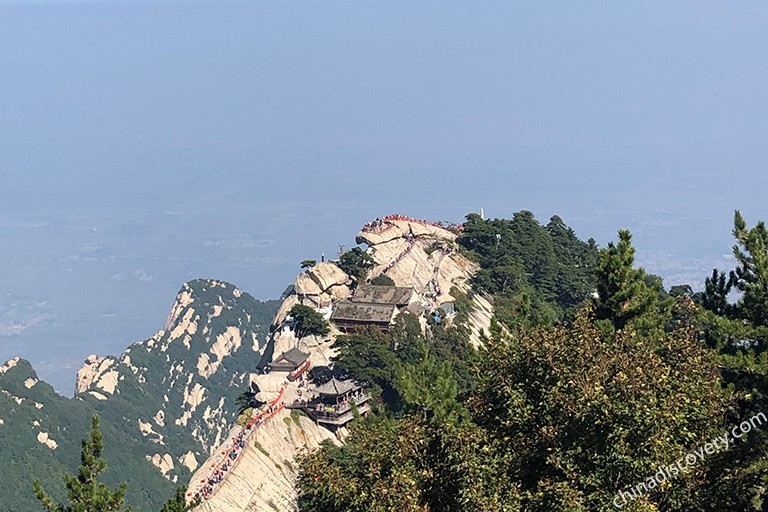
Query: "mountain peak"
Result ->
[[0, 356, 38, 383], [164, 279, 241, 331], [0, 356, 20, 374], [190, 214, 495, 511]]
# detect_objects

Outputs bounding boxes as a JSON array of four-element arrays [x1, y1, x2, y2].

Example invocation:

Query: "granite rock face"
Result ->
[[359, 218, 493, 346], [69, 279, 278, 484], [190, 216, 494, 512], [191, 408, 339, 512], [0, 278, 279, 512]]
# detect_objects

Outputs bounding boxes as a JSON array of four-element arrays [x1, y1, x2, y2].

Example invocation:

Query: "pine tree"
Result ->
[[332, 327, 399, 401], [701, 268, 733, 316], [289, 304, 330, 338], [730, 210, 768, 325], [34, 415, 129, 512], [337, 246, 375, 283], [694, 211, 768, 509], [395, 341, 467, 424], [594, 229, 667, 332], [160, 487, 198, 512], [235, 389, 264, 416]]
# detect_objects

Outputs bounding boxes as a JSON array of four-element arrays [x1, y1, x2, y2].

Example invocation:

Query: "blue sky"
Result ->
[[1, 1, 767, 391]]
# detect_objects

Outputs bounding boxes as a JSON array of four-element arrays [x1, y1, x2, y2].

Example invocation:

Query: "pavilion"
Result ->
[[307, 378, 371, 427], [269, 347, 310, 381]]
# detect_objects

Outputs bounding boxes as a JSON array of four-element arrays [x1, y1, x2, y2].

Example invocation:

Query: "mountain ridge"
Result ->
[[187, 216, 495, 511], [0, 278, 280, 512]]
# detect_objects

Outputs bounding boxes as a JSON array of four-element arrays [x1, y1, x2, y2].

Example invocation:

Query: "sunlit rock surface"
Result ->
[[70, 279, 278, 483], [191, 216, 494, 511]]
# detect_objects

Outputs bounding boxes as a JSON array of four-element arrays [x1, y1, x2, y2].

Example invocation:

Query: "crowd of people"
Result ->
[[361, 214, 447, 233], [425, 277, 443, 302], [361, 217, 393, 233], [381, 236, 417, 273], [188, 387, 287, 504]]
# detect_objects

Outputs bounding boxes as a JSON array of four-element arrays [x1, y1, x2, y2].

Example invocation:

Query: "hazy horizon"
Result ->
[[1, 0, 767, 392]]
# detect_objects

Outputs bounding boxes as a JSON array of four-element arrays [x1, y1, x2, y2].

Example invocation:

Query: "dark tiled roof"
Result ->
[[274, 347, 309, 366], [330, 301, 396, 323], [352, 284, 415, 305], [315, 378, 361, 396]]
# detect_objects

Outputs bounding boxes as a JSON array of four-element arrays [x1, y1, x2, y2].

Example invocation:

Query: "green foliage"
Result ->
[[235, 389, 264, 416], [236, 407, 254, 426], [388, 311, 424, 357], [290, 409, 305, 427], [0, 368, 172, 512], [369, 274, 395, 286], [547, 215, 600, 309], [297, 417, 432, 512], [699, 268, 734, 316], [593, 230, 671, 334], [469, 310, 728, 511], [669, 284, 693, 297], [692, 211, 768, 509], [253, 440, 270, 457], [332, 327, 400, 402], [34, 415, 130, 512], [492, 292, 559, 334], [395, 341, 468, 424], [338, 247, 375, 283], [332, 308, 479, 411], [730, 210, 768, 325], [298, 416, 523, 511], [159, 487, 198, 512], [300, 259, 317, 268], [289, 304, 330, 338], [458, 211, 598, 328], [449, 286, 474, 324], [421, 310, 479, 399]]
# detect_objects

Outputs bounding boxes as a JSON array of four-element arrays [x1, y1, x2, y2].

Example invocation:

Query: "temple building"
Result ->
[[269, 347, 310, 381], [330, 301, 397, 332], [306, 378, 371, 428], [330, 284, 417, 333]]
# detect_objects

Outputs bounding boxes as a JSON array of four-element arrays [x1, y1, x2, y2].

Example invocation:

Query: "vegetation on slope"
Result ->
[[289, 304, 330, 338], [13, 210, 768, 511], [457, 211, 599, 330], [338, 247, 376, 283], [297, 210, 768, 512], [0, 280, 279, 512], [34, 415, 129, 512]]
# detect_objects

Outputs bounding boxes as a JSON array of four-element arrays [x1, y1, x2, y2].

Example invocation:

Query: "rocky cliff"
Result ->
[[192, 408, 339, 512], [0, 280, 279, 512], [72, 279, 279, 481], [356, 217, 493, 346], [189, 216, 494, 512], [0, 216, 493, 512]]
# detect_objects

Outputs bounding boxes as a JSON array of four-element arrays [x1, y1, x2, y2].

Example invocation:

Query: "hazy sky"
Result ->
[[1, 1, 767, 391]]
